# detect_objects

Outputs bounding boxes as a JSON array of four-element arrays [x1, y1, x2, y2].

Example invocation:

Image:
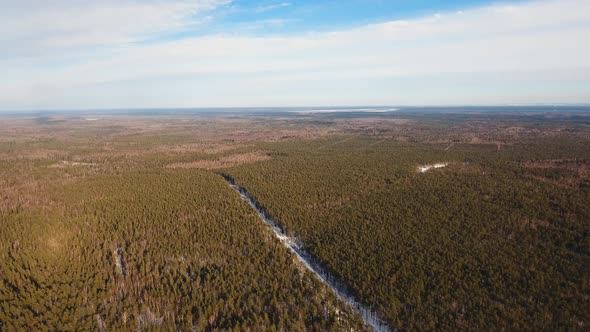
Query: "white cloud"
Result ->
[[0, 0, 230, 56], [1, 0, 589, 109], [253, 2, 291, 13]]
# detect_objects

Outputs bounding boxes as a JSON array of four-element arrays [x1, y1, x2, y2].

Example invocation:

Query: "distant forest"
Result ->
[[0, 109, 589, 330]]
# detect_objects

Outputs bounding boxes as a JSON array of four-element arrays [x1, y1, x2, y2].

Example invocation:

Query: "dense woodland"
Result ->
[[0, 110, 589, 330], [0, 118, 368, 330], [227, 136, 590, 330]]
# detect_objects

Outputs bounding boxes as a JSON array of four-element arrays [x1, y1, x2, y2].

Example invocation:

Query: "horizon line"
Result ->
[[2, 103, 590, 113]]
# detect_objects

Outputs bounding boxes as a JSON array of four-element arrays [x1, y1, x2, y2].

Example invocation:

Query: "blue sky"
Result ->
[[0, 0, 589, 110], [158, 1, 528, 40], [206, 1, 508, 33]]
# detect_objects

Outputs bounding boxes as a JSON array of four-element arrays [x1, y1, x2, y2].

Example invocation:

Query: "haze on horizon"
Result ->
[[1, 0, 589, 111]]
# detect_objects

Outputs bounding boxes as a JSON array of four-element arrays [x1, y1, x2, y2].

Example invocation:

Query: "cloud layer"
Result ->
[[1, 0, 589, 109], [0, 0, 229, 56]]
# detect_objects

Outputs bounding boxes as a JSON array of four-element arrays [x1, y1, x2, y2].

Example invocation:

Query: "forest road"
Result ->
[[222, 175, 392, 332]]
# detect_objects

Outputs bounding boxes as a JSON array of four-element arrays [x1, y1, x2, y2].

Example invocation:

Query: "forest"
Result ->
[[0, 109, 589, 330], [226, 135, 590, 330], [0, 115, 369, 331]]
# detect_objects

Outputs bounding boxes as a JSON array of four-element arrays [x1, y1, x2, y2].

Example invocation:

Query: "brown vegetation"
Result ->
[[522, 159, 590, 187], [167, 151, 271, 169]]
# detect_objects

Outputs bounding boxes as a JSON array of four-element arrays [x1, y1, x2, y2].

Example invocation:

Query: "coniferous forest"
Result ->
[[0, 108, 589, 330]]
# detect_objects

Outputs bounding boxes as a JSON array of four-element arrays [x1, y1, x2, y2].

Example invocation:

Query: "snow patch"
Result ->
[[51, 160, 97, 167], [418, 163, 448, 173], [114, 245, 126, 277]]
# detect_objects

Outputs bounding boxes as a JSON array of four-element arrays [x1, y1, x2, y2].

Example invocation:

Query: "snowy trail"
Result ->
[[223, 176, 391, 332]]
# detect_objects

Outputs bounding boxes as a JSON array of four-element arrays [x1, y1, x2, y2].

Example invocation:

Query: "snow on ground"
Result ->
[[226, 179, 391, 332], [49, 160, 97, 168], [418, 163, 448, 173], [61, 161, 96, 166]]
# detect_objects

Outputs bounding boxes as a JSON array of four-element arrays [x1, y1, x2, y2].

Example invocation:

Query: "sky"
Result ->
[[1, 0, 589, 110]]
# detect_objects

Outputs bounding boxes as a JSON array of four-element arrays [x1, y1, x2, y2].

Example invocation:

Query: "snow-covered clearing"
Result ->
[[418, 163, 448, 173]]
